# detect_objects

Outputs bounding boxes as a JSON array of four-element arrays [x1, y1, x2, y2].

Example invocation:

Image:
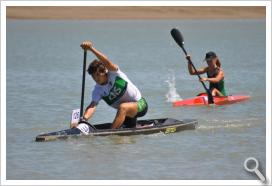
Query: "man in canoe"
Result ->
[[73, 41, 148, 129], [186, 51, 227, 97]]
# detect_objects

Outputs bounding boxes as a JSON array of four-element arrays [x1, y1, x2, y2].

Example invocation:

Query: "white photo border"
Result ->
[[1, 1, 271, 185]]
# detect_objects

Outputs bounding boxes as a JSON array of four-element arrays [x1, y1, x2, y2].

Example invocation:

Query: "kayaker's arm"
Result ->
[[70, 102, 97, 128], [200, 70, 224, 83], [81, 41, 118, 72], [186, 55, 207, 75], [207, 70, 224, 83], [83, 101, 97, 121]]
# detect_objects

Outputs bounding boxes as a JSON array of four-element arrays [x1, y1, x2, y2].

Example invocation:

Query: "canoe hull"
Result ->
[[173, 94, 250, 107], [36, 118, 197, 142]]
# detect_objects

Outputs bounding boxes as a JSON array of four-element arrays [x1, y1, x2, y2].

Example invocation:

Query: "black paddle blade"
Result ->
[[171, 28, 185, 48], [170, 28, 214, 104], [207, 92, 214, 104]]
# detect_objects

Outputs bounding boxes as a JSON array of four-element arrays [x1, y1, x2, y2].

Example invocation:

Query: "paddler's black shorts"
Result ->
[[122, 98, 148, 128]]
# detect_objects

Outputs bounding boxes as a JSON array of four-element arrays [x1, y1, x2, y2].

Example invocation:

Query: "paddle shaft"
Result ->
[[181, 46, 210, 93], [182, 47, 214, 104], [80, 50, 87, 118], [170, 28, 214, 104]]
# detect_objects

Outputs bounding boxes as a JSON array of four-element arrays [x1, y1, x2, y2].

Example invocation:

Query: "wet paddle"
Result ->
[[170, 28, 214, 104]]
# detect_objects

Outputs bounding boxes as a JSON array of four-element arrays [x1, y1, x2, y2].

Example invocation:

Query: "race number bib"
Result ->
[[102, 76, 127, 105]]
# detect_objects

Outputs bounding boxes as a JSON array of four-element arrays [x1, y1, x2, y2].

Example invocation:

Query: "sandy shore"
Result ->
[[7, 6, 265, 20]]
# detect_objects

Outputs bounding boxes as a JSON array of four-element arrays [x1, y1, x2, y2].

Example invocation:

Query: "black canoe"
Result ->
[[35, 118, 197, 142]]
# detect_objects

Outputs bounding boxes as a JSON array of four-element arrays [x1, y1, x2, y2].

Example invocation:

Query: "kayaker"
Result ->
[[186, 51, 227, 96], [73, 41, 148, 129]]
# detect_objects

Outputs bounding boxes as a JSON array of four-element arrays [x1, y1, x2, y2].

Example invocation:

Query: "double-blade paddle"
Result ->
[[170, 28, 214, 104]]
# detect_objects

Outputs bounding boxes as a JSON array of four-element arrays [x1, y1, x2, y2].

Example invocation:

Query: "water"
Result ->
[[165, 70, 182, 102], [6, 19, 266, 180]]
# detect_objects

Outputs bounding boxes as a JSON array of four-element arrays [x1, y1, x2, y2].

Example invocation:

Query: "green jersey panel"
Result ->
[[102, 76, 128, 105]]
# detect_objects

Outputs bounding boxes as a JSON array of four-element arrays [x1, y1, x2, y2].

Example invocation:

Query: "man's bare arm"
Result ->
[[80, 41, 118, 71], [83, 101, 97, 120]]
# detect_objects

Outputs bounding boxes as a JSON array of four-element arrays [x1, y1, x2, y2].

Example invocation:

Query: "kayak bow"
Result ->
[[173, 93, 250, 107]]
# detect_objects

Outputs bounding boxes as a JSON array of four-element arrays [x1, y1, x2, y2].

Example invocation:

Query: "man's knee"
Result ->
[[118, 103, 128, 113], [118, 103, 137, 117]]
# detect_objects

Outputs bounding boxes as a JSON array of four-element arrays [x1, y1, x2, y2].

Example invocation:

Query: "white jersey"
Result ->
[[91, 68, 142, 109]]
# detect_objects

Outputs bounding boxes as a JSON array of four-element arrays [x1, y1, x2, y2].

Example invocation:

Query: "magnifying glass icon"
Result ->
[[244, 157, 266, 182]]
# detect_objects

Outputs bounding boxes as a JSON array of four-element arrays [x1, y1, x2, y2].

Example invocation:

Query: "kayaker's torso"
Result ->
[[91, 68, 142, 108], [207, 67, 227, 96]]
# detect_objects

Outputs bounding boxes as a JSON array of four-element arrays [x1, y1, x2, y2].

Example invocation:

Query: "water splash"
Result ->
[[165, 71, 182, 102]]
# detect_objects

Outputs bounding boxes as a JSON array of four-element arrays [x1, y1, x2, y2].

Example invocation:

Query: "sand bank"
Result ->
[[7, 6, 265, 20]]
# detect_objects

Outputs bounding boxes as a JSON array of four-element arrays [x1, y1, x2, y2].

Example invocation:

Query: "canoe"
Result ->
[[173, 93, 250, 107], [35, 118, 198, 142]]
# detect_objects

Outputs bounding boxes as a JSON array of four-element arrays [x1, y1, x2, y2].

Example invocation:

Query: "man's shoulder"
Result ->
[[109, 67, 128, 78], [92, 84, 103, 93]]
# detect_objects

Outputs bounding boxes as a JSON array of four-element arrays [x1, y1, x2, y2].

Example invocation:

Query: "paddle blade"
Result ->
[[171, 28, 185, 48], [207, 92, 214, 104]]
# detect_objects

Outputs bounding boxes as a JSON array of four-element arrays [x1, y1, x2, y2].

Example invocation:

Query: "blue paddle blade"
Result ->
[[171, 28, 185, 48]]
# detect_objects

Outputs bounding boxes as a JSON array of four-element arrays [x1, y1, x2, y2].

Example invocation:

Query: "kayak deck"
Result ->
[[35, 118, 197, 142], [173, 93, 250, 107]]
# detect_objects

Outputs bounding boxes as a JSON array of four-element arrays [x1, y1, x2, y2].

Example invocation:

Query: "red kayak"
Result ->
[[173, 93, 250, 107]]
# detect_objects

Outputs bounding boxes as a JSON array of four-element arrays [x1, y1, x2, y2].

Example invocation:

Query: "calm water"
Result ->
[[6, 19, 266, 180]]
